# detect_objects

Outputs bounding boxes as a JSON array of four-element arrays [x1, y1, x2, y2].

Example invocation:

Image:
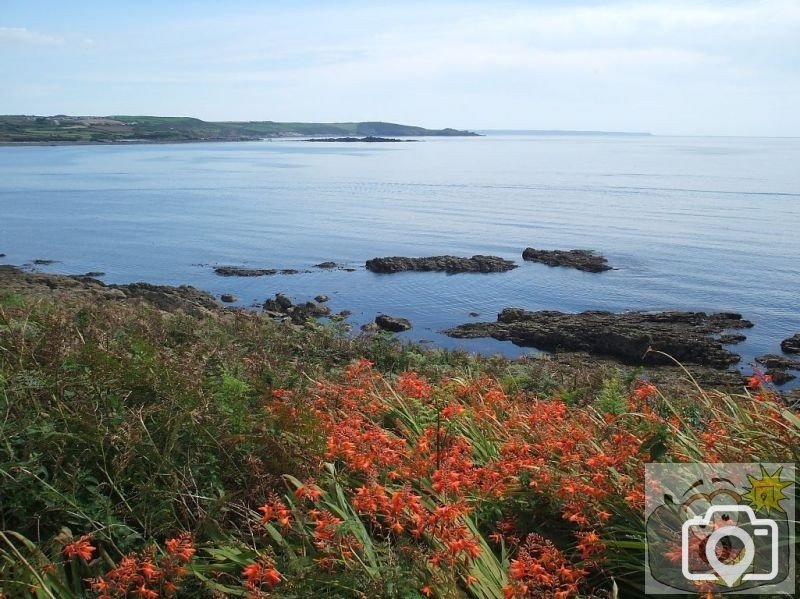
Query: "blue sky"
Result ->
[[2, 0, 799, 135]]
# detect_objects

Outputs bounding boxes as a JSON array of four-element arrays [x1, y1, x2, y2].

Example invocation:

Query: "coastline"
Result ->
[[3, 262, 794, 399], [0, 138, 275, 147]]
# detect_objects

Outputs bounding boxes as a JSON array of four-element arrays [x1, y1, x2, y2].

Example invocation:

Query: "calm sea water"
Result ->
[[1, 135, 798, 375]]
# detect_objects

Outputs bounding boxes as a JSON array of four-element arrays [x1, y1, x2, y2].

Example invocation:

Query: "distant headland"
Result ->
[[0, 115, 480, 144], [477, 129, 652, 136]]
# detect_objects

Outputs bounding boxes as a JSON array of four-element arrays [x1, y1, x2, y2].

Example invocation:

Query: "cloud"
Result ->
[[3, 0, 799, 134], [0, 26, 64, 45]]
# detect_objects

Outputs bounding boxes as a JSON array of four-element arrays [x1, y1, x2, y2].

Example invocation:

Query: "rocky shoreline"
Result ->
[[444, 308, 753, 369], [3, 263, 798, 392], [0, 265, 218, 316]]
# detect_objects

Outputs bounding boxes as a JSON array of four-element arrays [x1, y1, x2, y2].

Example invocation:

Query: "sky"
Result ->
[[1, 0, 799, 136]]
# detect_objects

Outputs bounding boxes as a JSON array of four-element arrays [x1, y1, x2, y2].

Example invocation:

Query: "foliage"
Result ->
[[0, 297, 797, 598]]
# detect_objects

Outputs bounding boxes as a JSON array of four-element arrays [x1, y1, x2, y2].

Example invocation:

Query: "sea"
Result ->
[[1, 133, 798, 377]]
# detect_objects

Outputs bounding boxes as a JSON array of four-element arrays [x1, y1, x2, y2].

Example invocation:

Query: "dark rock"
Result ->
[[0, 265, 219, 316], [220, 294, 238, 303], [83, 271, 106, 278], [113, 282, 220, 315], [262, 293, 330, 324], [444, 309, 754, 369], [366, 255, 517, 274], [469, 312, 480, 317], [315, 261, 338, 269], [522, 248, 611, 272], [214, 266, 309, 277], [314, 294, 329, 303], [767, 369, 796, 386], [754, 355, 800, 386], [264, 293, 293, 312], [375, 314, 412, 332], [343, 268, 357, 272], [32, 259, 58, 265], [780, 334, 800, 354], [339, 310, 352, 318], [300, 301, 332, 317], [215, 266, 278, 277], [755, 354, 800, 370], [781, 388, 800, 409], [718, 333, 747, 344], [361, 322, 380, 333], [0, 254, 6, 258]]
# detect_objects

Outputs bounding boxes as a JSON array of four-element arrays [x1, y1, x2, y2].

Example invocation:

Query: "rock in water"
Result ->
[[366, 255, 517, 274], [781, 334, 800, 354], [522, 248, 611, 272], [262, 293, 330, 324], [444, 309, 753, 368], [375, 314, 412, 332], [755, 354, 800, 386], [215, 266, 278, 277], [220, 294, 238, 303]]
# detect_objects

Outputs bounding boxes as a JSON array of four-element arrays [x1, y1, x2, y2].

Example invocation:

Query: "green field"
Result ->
[[0, 115, 478, 143]]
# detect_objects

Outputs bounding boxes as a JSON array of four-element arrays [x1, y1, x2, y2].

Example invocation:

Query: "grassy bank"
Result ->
[[0, 293, 797, 598], [0, 115, 477, 144]]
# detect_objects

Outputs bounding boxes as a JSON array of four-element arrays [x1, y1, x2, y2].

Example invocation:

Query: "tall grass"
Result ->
[[0, 296, 796, 597]]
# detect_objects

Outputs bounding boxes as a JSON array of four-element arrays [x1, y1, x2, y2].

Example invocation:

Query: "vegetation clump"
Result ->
[[0, 295, 796, 597]]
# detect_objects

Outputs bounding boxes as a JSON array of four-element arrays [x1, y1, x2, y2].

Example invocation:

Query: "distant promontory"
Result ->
[[0, 115, 480, 144]]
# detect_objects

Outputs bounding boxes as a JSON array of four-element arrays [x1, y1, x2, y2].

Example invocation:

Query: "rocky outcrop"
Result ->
[[312, 262, 356, 272], [32, 259, 58, 265], [780, 334, 800, 354], [522, 248, 611, 272], [117, 282, 220, 314], [444, 309, 753, 368], [220, 294, 238, 303], [366, 255, 517, 274], [755, 354, 800, 386], [314, 295, 329, 303], [214, 266, 308, 277], [0, 265, 219, 316], [375, 314, 412, 332], [262, 293, 331, 324]]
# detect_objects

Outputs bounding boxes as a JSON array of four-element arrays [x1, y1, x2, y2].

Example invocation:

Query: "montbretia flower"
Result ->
[[63, 535, 95, 561]]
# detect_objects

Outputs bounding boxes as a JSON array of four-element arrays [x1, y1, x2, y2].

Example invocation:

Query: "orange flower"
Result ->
[[294, 483, 323, 502], [243, 558, 282, 595], [63, 535, 95, 561], [164, 532, 195, 563], [396, 371, 432, 399]]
